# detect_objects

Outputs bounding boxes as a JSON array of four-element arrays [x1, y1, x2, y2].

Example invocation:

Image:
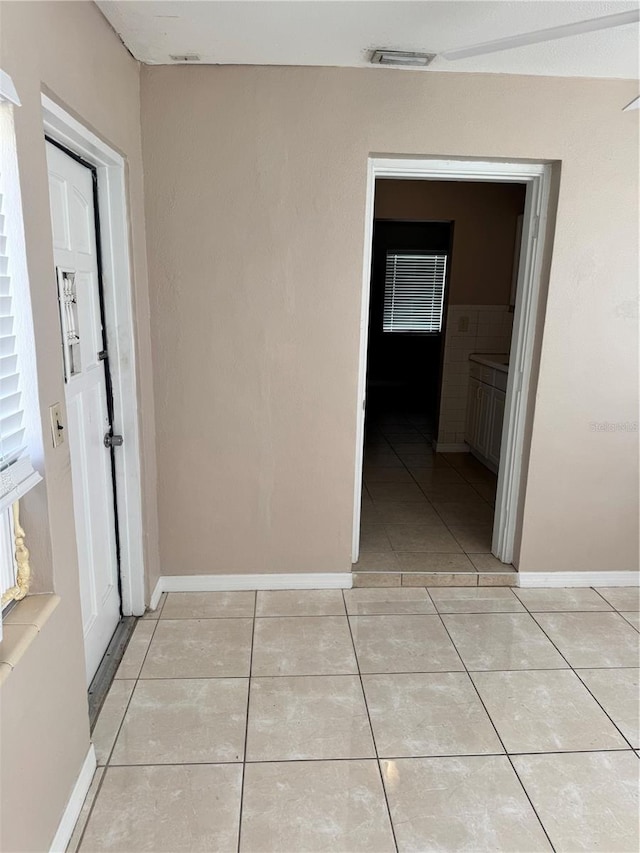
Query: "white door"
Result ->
[[46, 142, 121, 685]]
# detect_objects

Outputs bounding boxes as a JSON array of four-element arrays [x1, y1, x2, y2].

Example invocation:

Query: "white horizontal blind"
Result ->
[[383, 252, 447, 333], [0, 173, 40, 513]]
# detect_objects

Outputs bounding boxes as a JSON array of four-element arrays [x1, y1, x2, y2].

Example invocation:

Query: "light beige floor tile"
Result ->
[[385, 524, 463, 553], [514, 587, 613, 612], [80, 764, 242, 852], [141, 592, 166, 619], [350, 615, 463, 673], [364, 468, 415, 484], [140, 618, 253, 678], [443, 613, 568, 670], [513, 751, 640, 853], [404, 572, 477, 587], [360, 526, 394, 552], [533, 612, 640, 668], [239, 760, 395, 853], [363, 672, 502, 758], [246, 675, 374, 761], [67, 767, 104, 853], [366, 482, 428, 503], [252, 616, 357, 676], [381, 756, 551, 852], [468, 553, 513, 572], [595, 587, 640, 611], [363, 456, 404, 470], [92, 680, 136, 765], [396, 552, 475, 572], [370, 501, 440, 524], [353, 551, 400, 571], [429, 587, 523, 613], [448, 525, 493, 553], [411, 468, 465, 486], [161, 591, 255, 619], [472, 670, 627, 753], [344, 588, 435, 615], [621, 611, 640, 630], [255, 589, 345, 617], [478, 572, 517, 587], [353, 572, 402, 587], [111, 678, 248, 764], [115, 621, 156, 679], [431, 501, 494, 526], [360, 504, 382, 525], [471, 481, 497, 503], [396, 551, 476, 574], [419, 484, 486, 503], [576, 668, 640, 747]]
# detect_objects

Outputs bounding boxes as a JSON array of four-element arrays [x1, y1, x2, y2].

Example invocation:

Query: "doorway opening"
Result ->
[[353, 158, 552, 579]]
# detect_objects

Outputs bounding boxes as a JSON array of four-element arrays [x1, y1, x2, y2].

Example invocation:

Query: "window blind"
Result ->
[[383, 252, 447, 333], [0, 176, 40, 513]]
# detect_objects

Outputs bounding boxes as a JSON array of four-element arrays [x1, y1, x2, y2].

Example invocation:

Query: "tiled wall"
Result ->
[[437, 305, 514, 447]]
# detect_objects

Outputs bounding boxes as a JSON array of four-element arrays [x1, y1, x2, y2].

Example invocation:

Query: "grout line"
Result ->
[[362, 428, 499, 567], [128, 662, 636, 680], [434, 608, 557, 851], [342, 588, 399, 853], [80, 746, 638, 770], [236, 590, 257, 853], [522, 608, 639, 753], [74, 613, 162, 851]]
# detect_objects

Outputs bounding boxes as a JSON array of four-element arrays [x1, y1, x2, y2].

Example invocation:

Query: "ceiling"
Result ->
[[97, 1, 640, 79]]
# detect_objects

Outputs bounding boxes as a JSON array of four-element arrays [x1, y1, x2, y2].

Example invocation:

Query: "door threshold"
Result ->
[[88, 616, 137, 730], [352, 570, 517, 588]]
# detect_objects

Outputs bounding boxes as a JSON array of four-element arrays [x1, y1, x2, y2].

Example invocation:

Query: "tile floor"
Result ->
[[70, 585, 640, 852], [355, 415, 516, 587]]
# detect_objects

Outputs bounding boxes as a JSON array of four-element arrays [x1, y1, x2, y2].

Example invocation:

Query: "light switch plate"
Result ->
[[458, 315, 469, 332], [49, 402, 65, 448]]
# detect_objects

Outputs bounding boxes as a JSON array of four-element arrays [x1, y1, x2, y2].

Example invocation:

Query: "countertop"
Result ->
[[469, 353, 509, 373]]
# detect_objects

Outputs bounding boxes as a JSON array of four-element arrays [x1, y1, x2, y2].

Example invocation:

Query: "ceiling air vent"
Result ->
[[169, 54, 201, 62], [370, 49, 436, 68]]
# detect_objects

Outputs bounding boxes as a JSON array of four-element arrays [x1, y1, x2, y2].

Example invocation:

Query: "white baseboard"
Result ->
[[149, 577, 163, 610], [435, 443, 469, 453], [50, 744, 96, 853], [157, 572, 354, 592], [518, 571, 640, 588]]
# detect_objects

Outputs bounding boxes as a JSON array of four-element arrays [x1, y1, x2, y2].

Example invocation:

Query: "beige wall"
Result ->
[[374, 179, 525, 304], [142, 65, 639, 577], [0, 3, 157, 850]]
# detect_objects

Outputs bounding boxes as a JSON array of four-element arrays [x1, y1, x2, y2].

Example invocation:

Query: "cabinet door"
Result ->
[[465, 378, 481, 447], [476, 384, 492, 457], [488, 388, 506, 467]]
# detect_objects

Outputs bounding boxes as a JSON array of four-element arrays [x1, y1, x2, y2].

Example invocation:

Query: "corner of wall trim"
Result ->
[[49, 744, 96, 853], [518, 571, 640, 588], [158, 573, 354, 592], [149, 578, 163, 611]]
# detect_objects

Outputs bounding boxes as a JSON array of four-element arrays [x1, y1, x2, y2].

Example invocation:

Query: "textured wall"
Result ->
[[141, 65, 639, 576]]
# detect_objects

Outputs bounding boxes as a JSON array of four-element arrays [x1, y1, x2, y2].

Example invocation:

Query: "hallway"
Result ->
[[356, 412, 515, 586], [71, 586, 639, 852]]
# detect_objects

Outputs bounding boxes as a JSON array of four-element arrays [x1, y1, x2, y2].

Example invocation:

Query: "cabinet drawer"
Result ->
[[469, 363, 483, 381]]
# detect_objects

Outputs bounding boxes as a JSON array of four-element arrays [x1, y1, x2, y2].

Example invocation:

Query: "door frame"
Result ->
[[353, 156, 553, 566], [42, 94, 145, 615]]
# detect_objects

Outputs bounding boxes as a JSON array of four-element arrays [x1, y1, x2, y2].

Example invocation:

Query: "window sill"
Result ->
[[0, 593, 60, 684]]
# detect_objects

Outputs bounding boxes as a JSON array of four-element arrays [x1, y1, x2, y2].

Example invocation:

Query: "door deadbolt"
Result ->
[[104, 433, 124, 448]]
